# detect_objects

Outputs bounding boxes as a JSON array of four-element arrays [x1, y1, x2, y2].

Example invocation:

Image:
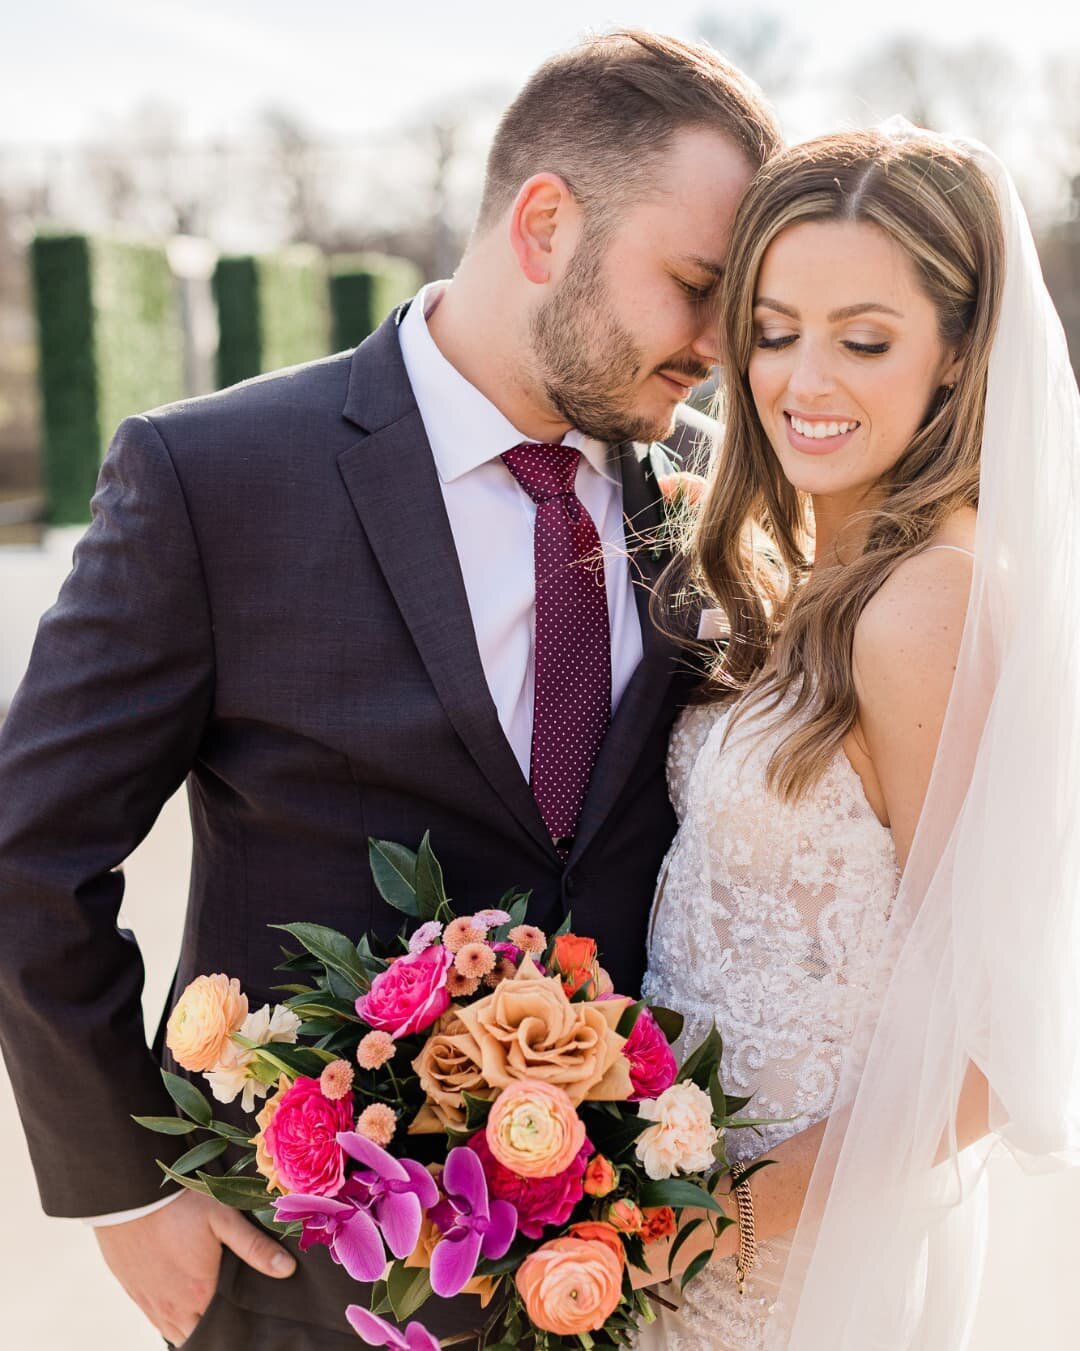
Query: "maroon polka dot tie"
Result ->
[[502, 442, 612, 854]]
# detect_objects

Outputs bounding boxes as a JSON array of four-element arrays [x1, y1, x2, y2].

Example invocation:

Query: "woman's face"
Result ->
[[747, 219, 960, 511]]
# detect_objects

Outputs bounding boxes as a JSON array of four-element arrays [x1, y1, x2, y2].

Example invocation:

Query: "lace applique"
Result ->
[[634, 697, 900, 1348]]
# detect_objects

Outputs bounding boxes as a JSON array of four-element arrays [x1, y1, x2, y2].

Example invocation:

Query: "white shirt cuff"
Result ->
[[81, 1189, 185, 1227]]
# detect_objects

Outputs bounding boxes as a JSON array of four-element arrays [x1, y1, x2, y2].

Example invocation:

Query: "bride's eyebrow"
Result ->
[[754, 297, 905, 321]]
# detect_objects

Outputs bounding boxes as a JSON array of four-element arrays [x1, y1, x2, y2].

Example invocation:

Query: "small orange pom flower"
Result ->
[[454, 942, 496, 979], [508, 924, 547, 955], [356, 1103, 397, 1146], [319, 1059, 355, 1100], [444, 917, 486, 953], [356, 1030, 395, 1071], [446, 969, 481, 998]]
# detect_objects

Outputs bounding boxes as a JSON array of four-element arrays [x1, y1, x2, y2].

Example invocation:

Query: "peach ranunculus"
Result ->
[[251, 1073, 292, 1194], [550, 934, 600, 999], [485, 1080, 585, 1178], [455, 956, 632, 1106], [166, 973, 248, 1072], [409, 1008, 491, 1133], [566, 1221, 626, 1270], [516, 1237, 623, 1335]]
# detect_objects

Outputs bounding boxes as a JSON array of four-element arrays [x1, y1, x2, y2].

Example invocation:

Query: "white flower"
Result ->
[[634, 1081, 719, 1180], [205, 1003, 301, 1113]]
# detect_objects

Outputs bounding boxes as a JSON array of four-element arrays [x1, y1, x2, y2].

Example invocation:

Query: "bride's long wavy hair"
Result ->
[[667, 130, 1005, 800]]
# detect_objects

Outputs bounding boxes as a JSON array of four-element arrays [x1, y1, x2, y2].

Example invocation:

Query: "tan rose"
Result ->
[[455, 956, 632, 1105], [166, 973, 248, 1072], [409, 1008, 491, 1133], [251, 1073, 291, 1194]]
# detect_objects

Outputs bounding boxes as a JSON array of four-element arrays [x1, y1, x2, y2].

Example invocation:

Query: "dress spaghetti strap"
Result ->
[[922, 544, 975, 558]]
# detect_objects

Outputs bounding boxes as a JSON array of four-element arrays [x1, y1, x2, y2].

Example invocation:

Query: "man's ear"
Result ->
[[508, 173, 578, 285]]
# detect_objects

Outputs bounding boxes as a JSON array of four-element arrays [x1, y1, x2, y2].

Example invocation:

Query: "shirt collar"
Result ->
[[398, 280, 618, 486]]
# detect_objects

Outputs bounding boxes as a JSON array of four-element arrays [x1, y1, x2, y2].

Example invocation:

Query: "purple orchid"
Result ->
[[346, 1305, 440, 1351], [428, 1144, 516, 1298], [273, 1133, 438, 1282]]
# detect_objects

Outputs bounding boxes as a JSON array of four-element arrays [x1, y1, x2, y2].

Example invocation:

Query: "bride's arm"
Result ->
[[636, 544, 986, 1289]]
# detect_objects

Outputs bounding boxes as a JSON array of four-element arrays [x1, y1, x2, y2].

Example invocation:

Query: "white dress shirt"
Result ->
[[87, 281, 643, 1226], [399, 281, 643, 777]]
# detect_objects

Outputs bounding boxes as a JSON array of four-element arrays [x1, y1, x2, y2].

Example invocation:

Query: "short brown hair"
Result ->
[[476, 29, 782, 231]]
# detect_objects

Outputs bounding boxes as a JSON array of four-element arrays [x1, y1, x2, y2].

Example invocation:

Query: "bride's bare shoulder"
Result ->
[[852, 512, 975, 706]]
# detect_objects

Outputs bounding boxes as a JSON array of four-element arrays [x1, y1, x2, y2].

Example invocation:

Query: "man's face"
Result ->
[[531, 127, 756, 444]]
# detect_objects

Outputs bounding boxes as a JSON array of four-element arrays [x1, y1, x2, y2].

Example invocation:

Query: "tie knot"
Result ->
[[502, 442, 581, 504]]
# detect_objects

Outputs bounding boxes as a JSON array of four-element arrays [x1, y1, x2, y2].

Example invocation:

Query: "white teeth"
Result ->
[[790, 415, 859, 439]]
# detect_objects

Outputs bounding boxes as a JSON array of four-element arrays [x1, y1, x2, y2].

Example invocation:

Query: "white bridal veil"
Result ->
[[766, 124, 1080, 1349]]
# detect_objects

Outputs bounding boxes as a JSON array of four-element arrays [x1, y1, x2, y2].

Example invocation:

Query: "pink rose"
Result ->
[[468, 1129, 593, 1239], [356, 946, 453, 1039], [600, 997, 678, 1102], [262, 1076, 354, 1196]]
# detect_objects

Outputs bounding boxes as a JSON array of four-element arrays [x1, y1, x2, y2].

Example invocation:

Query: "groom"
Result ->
[[0, 29, 778, 1351]]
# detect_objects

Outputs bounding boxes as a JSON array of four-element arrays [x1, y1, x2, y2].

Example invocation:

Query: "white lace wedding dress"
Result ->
[[634, 695, 900, 1349]]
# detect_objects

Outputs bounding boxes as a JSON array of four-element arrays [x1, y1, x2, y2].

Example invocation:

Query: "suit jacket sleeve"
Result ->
[[0, 413, 214, 1216]]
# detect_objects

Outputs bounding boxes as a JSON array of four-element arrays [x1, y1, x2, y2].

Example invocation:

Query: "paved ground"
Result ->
[[3, 789, 1079, 1347]]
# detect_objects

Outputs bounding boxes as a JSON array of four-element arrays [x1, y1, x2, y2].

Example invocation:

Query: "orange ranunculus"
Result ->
[[641, 1206, 677, 1244], [567, 1221, 626, 1269], [551, 934, 600, 998], [583, 1153, 617, 1197], [166, 973, 248, 1072], [516, 1237, 623, 1335], [607, 1198, 645, 1234], [485, 1080, 585, 1178]]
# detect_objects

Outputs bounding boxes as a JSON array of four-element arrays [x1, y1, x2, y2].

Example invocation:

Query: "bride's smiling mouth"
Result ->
[[783, 410, 861, 455]]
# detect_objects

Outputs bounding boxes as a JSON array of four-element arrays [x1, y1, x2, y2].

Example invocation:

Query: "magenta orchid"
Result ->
[[273, 1133, 438, 1281], [345, 1305, 440, 1351], [428, 1144, 516, 1298]]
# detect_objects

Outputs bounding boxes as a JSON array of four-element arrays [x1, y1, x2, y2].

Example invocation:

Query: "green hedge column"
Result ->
[[212, 245, 329, 389], [329, 252, 422, 351], [30, 233, 185, 525]]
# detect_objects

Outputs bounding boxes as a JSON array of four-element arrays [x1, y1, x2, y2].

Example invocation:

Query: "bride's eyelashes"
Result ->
[[754, 332, 892, 356]]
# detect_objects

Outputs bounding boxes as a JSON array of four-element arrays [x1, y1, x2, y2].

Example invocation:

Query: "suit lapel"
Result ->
[[569, 442, 681, 864], [337, 313, 555, 860]]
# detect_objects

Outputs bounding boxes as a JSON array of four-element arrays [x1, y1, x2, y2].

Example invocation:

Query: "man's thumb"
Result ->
[[213, 1207, 296, 1279]]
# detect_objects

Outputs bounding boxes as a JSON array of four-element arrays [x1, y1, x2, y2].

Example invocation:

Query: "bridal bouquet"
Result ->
[[137, 835, 767, 1348]]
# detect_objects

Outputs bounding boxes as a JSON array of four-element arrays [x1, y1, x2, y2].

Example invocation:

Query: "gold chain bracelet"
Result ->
[[728, 1161, 758, 1295]]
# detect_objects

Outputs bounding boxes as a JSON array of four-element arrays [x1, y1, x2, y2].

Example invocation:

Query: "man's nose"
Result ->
[[690, 315, 721, 368]]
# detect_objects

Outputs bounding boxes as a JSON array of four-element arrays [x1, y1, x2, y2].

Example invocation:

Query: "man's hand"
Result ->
[[94, 1188, 296, 1346]]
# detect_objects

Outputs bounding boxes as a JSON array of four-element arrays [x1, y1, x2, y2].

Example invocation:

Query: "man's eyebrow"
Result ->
[[681, 255, 726, 279], [753, 298, 905, 321]]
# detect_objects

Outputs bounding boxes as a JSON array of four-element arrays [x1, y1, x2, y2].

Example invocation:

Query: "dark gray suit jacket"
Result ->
[[0, 306, 684, 1339]]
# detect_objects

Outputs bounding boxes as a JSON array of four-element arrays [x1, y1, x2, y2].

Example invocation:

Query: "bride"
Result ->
[[635, 123, 1080, 1349]]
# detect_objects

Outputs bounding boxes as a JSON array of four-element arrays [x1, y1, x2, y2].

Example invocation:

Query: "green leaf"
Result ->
[[170, 1136, 230, 1175], [270, 922, 367, 992], [675, 1024, 723, 1091], [726, 1157, 775, 1188], [252, 1206, 302, 1238], [369, 1279, 393, 1318], [197, 1172, 274, 1211], [552, 911, 573, 938], [386, 1264, 433, 1322], [616, 1000, 646, 1039], [463, 1091, 493, 1131], [723, 1092, 753, 1115], [356, 933, 389, 977], [131, 1114, 198, 1135], [647, 1005, 684, 1045], [276, 947, 324, 972], [708, 1067, 726, 1124], [680, 1247, 713, 1292], [252, 1043, 337, 1078], [414, 831, 447, 921], [161, 1070, 213, 1127], [271, 983, 317, 996], [368, 838, 420, 917], [666, 1217, 704, 1278], [490, 893, 530, 942], [584, 1109, 651, 1160], [638, 1179, 724, 1213], [156, 1160, 212, 1195]]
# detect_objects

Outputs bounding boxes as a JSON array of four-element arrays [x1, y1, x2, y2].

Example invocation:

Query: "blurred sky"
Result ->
[[3, 0, 1077, 146]]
